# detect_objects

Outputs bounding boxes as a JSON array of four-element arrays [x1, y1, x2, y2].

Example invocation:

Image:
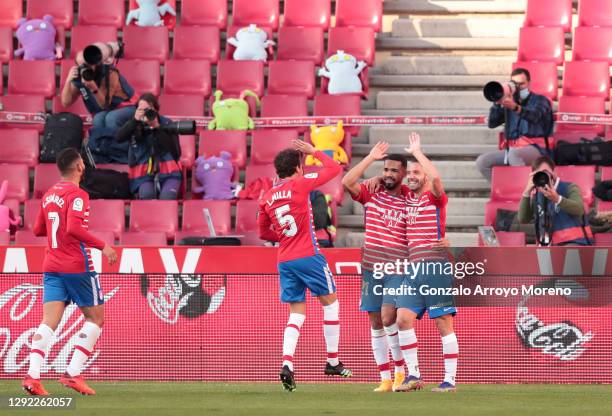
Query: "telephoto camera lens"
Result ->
[[160, 120, 197, 135], [533, 171, 551, 188], [78, 65, 95, 82], [144, 108, 158, 121]]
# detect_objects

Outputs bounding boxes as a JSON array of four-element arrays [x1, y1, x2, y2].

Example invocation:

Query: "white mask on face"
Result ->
[[519, 88, 530, 100]]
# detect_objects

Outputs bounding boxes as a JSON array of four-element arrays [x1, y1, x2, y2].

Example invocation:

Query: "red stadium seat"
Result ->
[[250, 130, 298, 165], [0, 27, 13, 62], [314, 94, 362, 136], [27, 0, 73, 29], [179, 200, 232, 237], [23, 199, 41, 230], [512, 61, 558, 101], [116, 59, 161, 96], [0, 95, 46, 132], [578, 0, 612, 28], [216, 60, 264, 97], [562, 61, 610, 99], [123, 26, 169, 63], [159, 94, 205, 118], [594, 233, 612, 246], [0, 164, 29, 202], [90, 231, 115, 245], [129, 200, 178, 239], [4, 199, 20, 225], [336, 0, 383, 32], [555, 96, 606, 141], [524, 0, 572, 32], [164, 59, 212, 97], [0, 129, 40, 166], [320, 66, 370, 99], [0, 232, 9, 245], [120, 231, 167, 246], [517, 27, 565, 65], [173, 25, 220, 62], [77, 0, 125, 28], [33, 164, 62, 199], [283, 0, 330, 28], [478, 231, 526, 247], [602, 167, 612, 182], [268, 60, 315, 98], [52, 95, 90, 119], [235, 199, 266, 245], [88, 200, 125, 239], [15, 230, 47, 245], [8, 60, 56, 98], [260, 95, 309, 134], [303, 166, 345, 205], [181, 0, 227, 28], [490, 166, 532, 202], [198, 130, 247, 169], [556, 165, 596, 208], [484, 201, 520, 227], [225, 25, 274, 61], [232, 0, 279, 30], [572, 26, 612, 64], [277, 26, 325, 65], [0, 0, 23, 28], [179, 135, 196, 169], [245, 164, 277, 187], [327, 27, 376, 66], [70, 26, 118, 58], [127, 0, 176, 28]]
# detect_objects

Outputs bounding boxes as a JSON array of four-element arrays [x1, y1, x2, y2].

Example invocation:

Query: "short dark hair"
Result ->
[[56, 147, 82, 175], [138, 93, 160, 112], [532, 155, 555, 171], [274, 149, 301, 178], [511, 67, 531, 82], [383, 154, 407, 169]]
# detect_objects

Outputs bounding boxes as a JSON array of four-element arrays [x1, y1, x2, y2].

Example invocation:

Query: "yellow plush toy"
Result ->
[[305, 121, 348, 166]]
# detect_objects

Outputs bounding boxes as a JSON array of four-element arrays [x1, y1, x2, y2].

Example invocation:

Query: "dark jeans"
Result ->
[[137, 178, 181, 200]]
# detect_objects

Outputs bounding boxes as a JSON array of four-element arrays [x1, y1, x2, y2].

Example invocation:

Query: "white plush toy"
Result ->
[[227, 24, 275, 62], [126, 0, 176, 27], [318, 50, 367, 95]]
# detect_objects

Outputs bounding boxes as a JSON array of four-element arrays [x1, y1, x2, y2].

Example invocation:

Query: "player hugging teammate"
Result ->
[[343, 133, 459, 393]]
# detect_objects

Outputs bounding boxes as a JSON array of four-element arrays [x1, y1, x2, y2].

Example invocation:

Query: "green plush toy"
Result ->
[[208, 90, 260, 130]]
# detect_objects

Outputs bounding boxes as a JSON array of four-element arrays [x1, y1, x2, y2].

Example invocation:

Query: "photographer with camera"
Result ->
[[477, 68, 553, 181], [518, 156, 593, 246], [61, 42, 135, 132], [115, 94, 186, 200]]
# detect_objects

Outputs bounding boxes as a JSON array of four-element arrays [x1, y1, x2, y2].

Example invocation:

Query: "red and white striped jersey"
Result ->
[[405, 190, 448, 262], [352, 183, 411, 270]]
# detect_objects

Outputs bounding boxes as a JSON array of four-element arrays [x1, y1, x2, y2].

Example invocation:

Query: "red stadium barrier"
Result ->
[[0, 247, 611, 383]]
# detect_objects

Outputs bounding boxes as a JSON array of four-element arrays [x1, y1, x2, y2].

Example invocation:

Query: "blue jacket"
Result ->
[[489, 92, 554, 145]]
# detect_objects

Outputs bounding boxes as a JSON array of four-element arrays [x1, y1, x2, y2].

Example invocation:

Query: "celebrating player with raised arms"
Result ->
[[258, 140, 351, 392], [22, 148, 118, 396], [342, 141, 409, 392], [394, 132, 458, 393]]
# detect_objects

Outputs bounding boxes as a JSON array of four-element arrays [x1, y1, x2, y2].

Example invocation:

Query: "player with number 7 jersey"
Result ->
[[258, 140, 352, 392]]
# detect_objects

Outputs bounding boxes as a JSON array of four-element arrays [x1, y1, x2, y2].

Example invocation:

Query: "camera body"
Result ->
[[533, 171, 552, 188], [140, 109, 197, 136], [483, 80, 518, 102], [78, 64, 96, 82], [78, 42, 125, 83]]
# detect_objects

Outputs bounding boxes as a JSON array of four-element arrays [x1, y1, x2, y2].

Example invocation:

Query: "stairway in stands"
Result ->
[[336, 0, 529, 247]]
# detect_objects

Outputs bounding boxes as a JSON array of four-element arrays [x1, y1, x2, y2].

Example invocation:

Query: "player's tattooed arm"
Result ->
[[405, 132, 444, 198], [342, 141, 389, 197]]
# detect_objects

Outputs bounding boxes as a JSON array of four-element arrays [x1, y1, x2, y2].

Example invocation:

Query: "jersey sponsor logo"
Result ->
[[72, 198, 84, 212], [376, 206, 406, 228], [304, 173, 318, 179], [42, 194, 65, 209], [406, 206, 419, 225]]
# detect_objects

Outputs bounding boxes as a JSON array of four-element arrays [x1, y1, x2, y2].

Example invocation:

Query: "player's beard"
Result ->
[[382, 176, 398, 191]]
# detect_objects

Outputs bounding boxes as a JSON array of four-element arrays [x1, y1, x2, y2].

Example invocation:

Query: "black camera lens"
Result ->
[[144, 108, 158, 121], [78, 65, 95, 82], [533, 171, 550, 188], [161, 120, 197, 135], [83, 45, 103, 66]]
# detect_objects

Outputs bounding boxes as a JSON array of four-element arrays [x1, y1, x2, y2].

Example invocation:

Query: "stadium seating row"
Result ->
[[523, 0, 612, 31]]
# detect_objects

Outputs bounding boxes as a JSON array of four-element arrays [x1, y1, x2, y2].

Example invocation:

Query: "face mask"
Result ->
[[519, 88, 530, 100]]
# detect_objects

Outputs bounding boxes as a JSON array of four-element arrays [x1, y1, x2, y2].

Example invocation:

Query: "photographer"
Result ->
[[116, 94, 182, 200], [518, 156, 593, 246], [477, 68, 553, 181], [61, 42, 135, 131]]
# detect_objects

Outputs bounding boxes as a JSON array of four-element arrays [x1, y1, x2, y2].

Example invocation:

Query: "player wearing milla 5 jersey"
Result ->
[[22, 148, 118, 396], [258, 140, 352, 392]]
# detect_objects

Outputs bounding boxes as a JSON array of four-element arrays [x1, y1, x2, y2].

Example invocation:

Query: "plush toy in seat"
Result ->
[[227, 24, 275, 61], [306, 121, 348, 166], [318, 50, 367, 95], [208, 90, 260, 130], [126, 0, 176, 27], [0, 181, 21, 232], [15, 15, 63, 61], [193, 152, 237, 200]]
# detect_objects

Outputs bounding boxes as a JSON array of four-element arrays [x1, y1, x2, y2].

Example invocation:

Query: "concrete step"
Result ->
[[391, 18, 523, 38], [339, 214, 484, 228], [384, 0, 527, 14], [447, 197, 487, 216], [362, 108, 488, 116], [380, 56, 515, 76], [369, 74, 508, 88], [377, 91, 490, 110], [378, 36, 518, 50], [353, 143, 496, 157], [363, 160, 486, 180], [341, 231, 480, 248], [369, 126, 498, 145]]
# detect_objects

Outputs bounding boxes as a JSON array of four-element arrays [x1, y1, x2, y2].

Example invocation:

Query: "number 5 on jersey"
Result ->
[[275, 204, 297, 237]]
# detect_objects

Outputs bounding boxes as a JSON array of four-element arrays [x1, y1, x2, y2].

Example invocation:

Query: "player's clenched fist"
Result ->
[[102, 244, 118, 266]]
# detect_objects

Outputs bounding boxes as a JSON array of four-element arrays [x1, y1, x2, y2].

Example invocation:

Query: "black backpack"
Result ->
[[554, 138, 612, 166], [310, 190, 332, 230], [40, 112, 84, 163], [80, 168, 131, 199]]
